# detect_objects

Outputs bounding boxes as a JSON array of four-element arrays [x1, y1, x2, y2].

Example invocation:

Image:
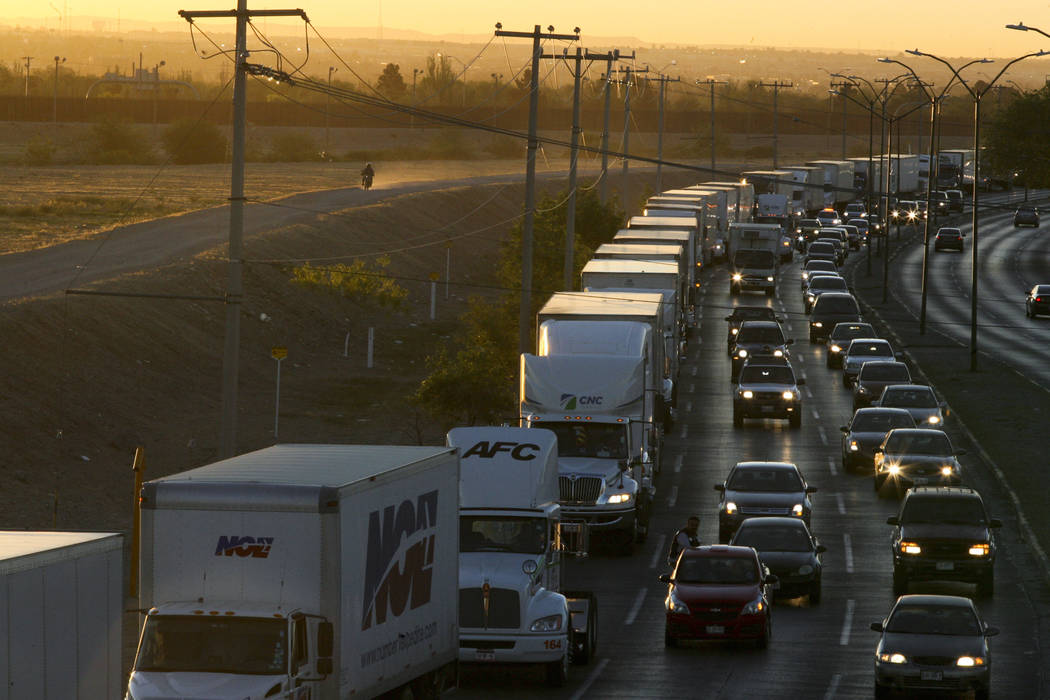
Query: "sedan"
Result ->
[[934, 227, 964, 252], [729, 517, 825, 603], [841, 338, 898, 388], [1025, 284, 1050, 318], [874, 384, 946, 427], [872, 594, 996, 699], [659, 545, 777, 648], [714, 461, 817, 542], [847, 218, 870, 244], [852, 360, 912, 410], [826, 322, 877, 369], [730, 321, 793, 379], [725, 306, 781, 354], [1014, 204, 1039, 227], [800, 259, 838, 290], [815, 208, 841, 226], [804, 275, 849, 313], [840, 407, 916, 472], [803, 241, 838, 266], [874, 428, 965, 496], [840, 224, 861, 250]]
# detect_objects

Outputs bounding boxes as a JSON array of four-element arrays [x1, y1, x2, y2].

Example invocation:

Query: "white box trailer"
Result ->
[[654, 188, 729, 233], [741, 170, 795, 199], [581, 258, 683, 315], [594, 242, 690, 293], [129, 444, 459, 700], [784, 165, 826, 214], [806, 160, 856, 206], [0, 531, 123, 700], [848, 157, 883, 198], [884, 154, 919, 195]]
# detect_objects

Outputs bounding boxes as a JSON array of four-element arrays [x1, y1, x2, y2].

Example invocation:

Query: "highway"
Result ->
[[458, 231, 1050, 698]]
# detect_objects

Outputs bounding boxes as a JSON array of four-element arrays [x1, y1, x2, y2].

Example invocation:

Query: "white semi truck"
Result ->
[[0, 531, 123, 700], [784, 165, 826, 215], [593, 242, 690, 294], [806, 160, 856, 207], [448, 426, 597, 686], [612, 228, 697, 278], [580, 258, 685, 319], [884, 154, 919, 195], [128, 444, 459, 700], [726, 222, 782, 297]]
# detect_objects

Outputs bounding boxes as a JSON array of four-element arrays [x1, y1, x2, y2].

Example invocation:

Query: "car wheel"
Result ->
[[718, 527, 731, 544], [664, 626, 678, 648], [892, 568, 908, 597], [1026, 305, 1033, 318], [733, 409, 743, 428], [789, 412, 801, 429], [975, 684, 990, 700], [756, 616, 770, 649], [875, 682, 891, 700], [841, 373, 851, 389], [545, 652, 569, 687], [977, 571, 995, 598], [809, 580, 822, 605]]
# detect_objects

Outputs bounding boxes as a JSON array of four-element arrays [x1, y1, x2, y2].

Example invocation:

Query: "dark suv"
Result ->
[[732, 357, 805, 428], [887, 487, 1001, 597], [809, 292, 862, 343]]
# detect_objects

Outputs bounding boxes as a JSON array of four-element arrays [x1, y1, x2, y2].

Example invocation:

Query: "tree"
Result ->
[[161, 118, 228, 165], [418, 55, 457, 101], [376, 63, 407, 100], [986, 87, 1050, 188]]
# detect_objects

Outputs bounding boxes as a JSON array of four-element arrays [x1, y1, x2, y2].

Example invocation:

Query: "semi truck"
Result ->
[[128, 444, 460, 700], [581, 258, 685, 318], [0, 531, 123, 700], [726, 223, 781, 297], [847, 157, 883, 198], [938, 149, 975, 190], [805, 160, 856, 207], [612, 228, 697, 273], [448, 426, 597, 686], [700, 181, 755, 223], [784, 165, 826, 215], [885, 154, 919, 195], [593, 242, 691, 294]]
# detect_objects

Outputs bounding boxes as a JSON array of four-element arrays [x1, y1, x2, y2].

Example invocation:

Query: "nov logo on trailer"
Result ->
[[214, 535, 274, 558], [362, 490, 439, 630]]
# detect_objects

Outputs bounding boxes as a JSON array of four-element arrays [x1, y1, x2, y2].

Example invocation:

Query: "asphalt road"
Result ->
[[457, 236, 1050, 698]]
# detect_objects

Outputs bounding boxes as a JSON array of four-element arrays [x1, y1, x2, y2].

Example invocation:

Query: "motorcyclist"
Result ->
[[361, 162, 375, 189]]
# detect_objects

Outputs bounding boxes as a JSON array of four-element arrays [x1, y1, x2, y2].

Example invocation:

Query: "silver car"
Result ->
[[841, 338, 897, 388], [874, 384, 946, 427]]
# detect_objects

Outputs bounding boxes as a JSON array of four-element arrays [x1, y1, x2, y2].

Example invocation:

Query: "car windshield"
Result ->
[[851, 412, 915, 432], [727, 467, 803, 492], [901, 496, 987, 524], [545, 422, 629, 459], [882, 388, 937, 408], [737, 326, 785, 344], [460, 516, 548, 554], [731, 307, 776, 321], [732, 525, 812, 552], [806, 261, 838, 273], [735, 250, 776, 266], [134, 616, 286, 674], [884, 432, 951, 455], [860, 364, 910, 381], [809, 278, 848, 292], [739, 366, 795, 384], [814, 296, 859, 314], [809, 243, 835, 253], [832, 324, 874, 340], [848, 343, 892, 357], [885, 604, 981, 636], [1036, 286, 1050, 295], [675, 556, 758, 584]]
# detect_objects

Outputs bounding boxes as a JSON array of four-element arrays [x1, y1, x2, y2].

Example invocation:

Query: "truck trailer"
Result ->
[[128, 444, 460, 700], [726, 223, 782, 297], [805, 160, 856, 206], [784, 165, 826, 215]]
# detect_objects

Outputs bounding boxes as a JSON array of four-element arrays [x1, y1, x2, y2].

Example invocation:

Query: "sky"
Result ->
[[4, 1, 1050, 58]]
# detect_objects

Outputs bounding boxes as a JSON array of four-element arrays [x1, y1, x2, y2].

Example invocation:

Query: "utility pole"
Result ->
[[21, 56, 32, 98], [615, 65, 648, 214], [831, 81, 848, 159], [495, 23, 580, 356], [179, 5, 309, 459], [53, 56, 65, 123], [758, 80, 793, 168], [598, 52, 618, 204], [696, 79, 727, 175], [650, 72, 680, 193], [325, 66, 336, 154]]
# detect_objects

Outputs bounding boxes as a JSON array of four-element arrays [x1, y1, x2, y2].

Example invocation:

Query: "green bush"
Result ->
[[85, 117, 156, 164], [267, 131, 318, 162], [161, 119, 228, 165], [22, 137, 55, 166]]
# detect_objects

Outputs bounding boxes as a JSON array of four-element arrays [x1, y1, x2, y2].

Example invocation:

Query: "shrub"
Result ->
[[85, 117, 156, 164], [267, 131, 318, 162], [161, 119, 228, 164], [22, 137, 55, 166]]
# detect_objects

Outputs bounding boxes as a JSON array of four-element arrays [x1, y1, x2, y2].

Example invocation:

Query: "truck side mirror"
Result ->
[[713, 484, 725, 492], [886, 516, 899, 526]]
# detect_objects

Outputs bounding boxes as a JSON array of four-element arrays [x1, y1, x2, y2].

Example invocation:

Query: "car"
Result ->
[[800, 259, 838, 290], [840, 224, 861, 250], [778, 233, 794, 262], [1025, 284, 1050, 318], [801, 270, 842, 299], [841, 338, 898, 388], [929, 190, 950, 216], [1014, 204, 1039, 227], [815, 208, 841, 227], [867, 214, 885, 236], [803, 275, 849, 313], [852, 360, 912, 409], [725, 306, 782, 354], [659, 545, 777, 648], [795, 218, 822, 250], [814, 231, 847, 264], [732, 356, 805, 429], [714, 461, 817, 541], [710, 236, 728, 262], [847, 218, 870, 245], [826, 322, 877, 369], [873, 428, 965, 496], [934, 227, 964, 252], [893, 200, 919, 225], [874, 384, 946, 427], [843, 202, 867, 220], [840, 407, 916, 472], [871, 594, 997, 698], [916, 201, 929, 221], [730, 321, 793, 379], [809, 293, 862, 343], [945, 189, 964, 212], [887, 487, 1001, 598], [803, 240, 838, 266], [729, 517, 825, 603]]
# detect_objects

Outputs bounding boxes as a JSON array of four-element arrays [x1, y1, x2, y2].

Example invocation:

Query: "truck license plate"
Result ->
[[936, 561, 954, 571], [921, 670, 943, 681], [913, 477, 929, 485], [705, 625, 725, 634], [475, 650, 496, 661], [761, 405, 775, 413]]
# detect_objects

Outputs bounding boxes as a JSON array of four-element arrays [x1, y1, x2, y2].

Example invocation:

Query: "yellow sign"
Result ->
[[271, 346, 288, 360]]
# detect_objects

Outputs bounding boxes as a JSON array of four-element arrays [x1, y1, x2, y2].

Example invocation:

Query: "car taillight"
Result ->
[[1038, 297, 1044, 302]]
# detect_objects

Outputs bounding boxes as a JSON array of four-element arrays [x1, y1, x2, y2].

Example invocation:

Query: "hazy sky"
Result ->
[[5, 0, 1050, 57]]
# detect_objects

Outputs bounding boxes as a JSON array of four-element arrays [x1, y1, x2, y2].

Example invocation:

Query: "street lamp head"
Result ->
[[905, 49, 924, 57], [978, 58, 995, 64], [1006, 22, 1028, 31], [876, 57, 892, 64]]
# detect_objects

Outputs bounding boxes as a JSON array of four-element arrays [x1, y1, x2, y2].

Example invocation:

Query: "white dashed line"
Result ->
[[680, 425, 688, 439], [624, 588, 647, 625], [836, 493, 846, 515], [812, 408, 821, 420], [818, 426, 828, 445], [569, 658, 610, 700], [649, 533, 668, 570], [686, 400, 693, 412], [840, 599, 856, 646], [804, 386, 813, 399], [674, 455, 683, 473], [828, 456, 838, 477], [689, 383, 696, 393], [691, 366, 698, 377], [844, 534, 854, 574], [668, 485, 679, 508], [822, 674, 842, 700]]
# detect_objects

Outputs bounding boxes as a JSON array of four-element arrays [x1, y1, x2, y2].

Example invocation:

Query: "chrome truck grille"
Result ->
[[559, 476, 603, 504]]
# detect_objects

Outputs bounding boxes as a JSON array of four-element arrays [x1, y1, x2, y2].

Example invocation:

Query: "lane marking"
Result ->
[[828, 457, 838, 477], [804, 386, 813, 399], [840, 599, 856, 646], [569, 657, 610, 700], [667, 485, 679, 508], [680, 425, 688, 439], [674, 455, 683, 473], [844, 533, 854, 574], [822, 674, 842, 700], [836, 492, 846, 515], [649, 533, 668, 570], [689, 383, 696, 393], [818, 426, 828, 445], [812, 408, 821, 420], [624, 588, 647, 625], [691, 366, 698, 377], [686, 400, 693, 412]]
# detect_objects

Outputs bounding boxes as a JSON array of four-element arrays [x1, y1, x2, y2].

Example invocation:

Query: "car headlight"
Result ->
[[968, 544, 990, 557], [766, 276, 775, 282], [731, 328, 739, 335], [849, 440, 859, 452], [812, 322, 823, 328], [774, 349, 784, 357], [830, 344, 842, 353], [792, 503, 804, 517], [802, 272, 809, 280], [783, 390, 796, 400], [940, 465, 954, 476], [957, 656, 985, 667], [741, 596, 766, 615], [879, 652, 907, 664], [928, 415, 941, 424], [900, 541, 922, 555], [724, 501, 737, 514], [529, 614, 563, 632], [798, 564, 814, 575], [606, 492, 632, 504], [737, 349, 748, 358], [732, 273, 743, 281], [888, 464, 901, 475], [857, 386, 869, 395], [741, 390, 754, 399], [666, 590, 690, 615]]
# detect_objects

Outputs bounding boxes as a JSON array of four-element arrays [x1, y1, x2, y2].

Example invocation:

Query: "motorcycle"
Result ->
[[361, 172, 373, 190]]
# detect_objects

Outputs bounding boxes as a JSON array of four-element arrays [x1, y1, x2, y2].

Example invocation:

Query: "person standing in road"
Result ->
[[667, 515, 701, 567]]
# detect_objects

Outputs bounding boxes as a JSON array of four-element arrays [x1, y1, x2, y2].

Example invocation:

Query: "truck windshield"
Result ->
[[135, 615, 286, 675], [545, 422, 629, 460], [460, 516, 547, 555], [734, 250, 775, 267]]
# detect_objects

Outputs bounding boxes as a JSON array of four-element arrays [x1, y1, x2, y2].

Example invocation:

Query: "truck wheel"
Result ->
[[573, 596, 598, 664], [545, 652, 569, 687]]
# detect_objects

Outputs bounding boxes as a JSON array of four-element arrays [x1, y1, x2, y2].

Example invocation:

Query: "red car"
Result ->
[[659, 545, 777, 648]]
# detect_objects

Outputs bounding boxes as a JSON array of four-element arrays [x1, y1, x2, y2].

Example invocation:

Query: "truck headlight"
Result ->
[[724, 501, 737, 514], [732, 273, 743, 281], [530, 614, 564, 632], [606, 492, 632, 504], [741, 390, 753, 399], [968, 544, 990, 557], [766, 276, 774, 282]]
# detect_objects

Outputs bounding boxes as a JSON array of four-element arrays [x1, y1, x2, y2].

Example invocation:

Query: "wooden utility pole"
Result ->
[[649, 73, 681, 193], [758, 80, 793, 168], [696, 79, 727, 175]]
